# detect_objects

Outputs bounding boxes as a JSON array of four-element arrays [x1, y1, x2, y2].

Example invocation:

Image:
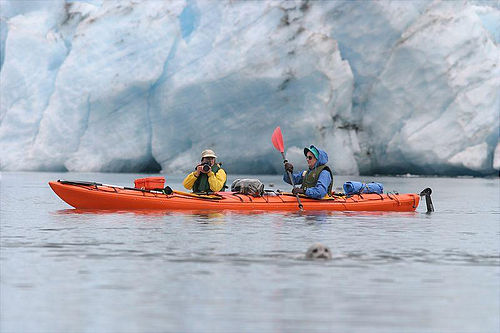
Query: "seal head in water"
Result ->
[[305, 243, 332, 260]]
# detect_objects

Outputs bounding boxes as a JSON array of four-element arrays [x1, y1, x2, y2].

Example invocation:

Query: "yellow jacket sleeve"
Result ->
[[182, 172, 198, 190], [208, 168, 227, 192]]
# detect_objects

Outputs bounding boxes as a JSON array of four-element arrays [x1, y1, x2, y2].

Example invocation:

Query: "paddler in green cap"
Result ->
[[283, 145, 334, 199], [183, 149, 227, 193]]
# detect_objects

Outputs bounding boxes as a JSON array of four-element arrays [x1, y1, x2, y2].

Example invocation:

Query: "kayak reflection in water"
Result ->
[[283, 145, 334, 199], [183, 149, 227, 193]]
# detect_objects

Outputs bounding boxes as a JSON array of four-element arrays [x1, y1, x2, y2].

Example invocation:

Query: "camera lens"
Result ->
[[202, 164, 211, 172]]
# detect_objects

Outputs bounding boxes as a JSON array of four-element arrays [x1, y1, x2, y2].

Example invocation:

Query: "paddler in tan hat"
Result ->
[[183, 149, 227, 193]]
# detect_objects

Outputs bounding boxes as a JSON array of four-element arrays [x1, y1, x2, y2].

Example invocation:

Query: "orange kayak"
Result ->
[[49, 180, 420, 212]]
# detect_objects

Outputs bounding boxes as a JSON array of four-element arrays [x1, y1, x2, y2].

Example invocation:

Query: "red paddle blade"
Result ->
[[271, 126, 284, 153]]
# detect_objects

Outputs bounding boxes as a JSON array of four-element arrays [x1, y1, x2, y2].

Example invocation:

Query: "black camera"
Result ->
[[201, 163, 211, 173]]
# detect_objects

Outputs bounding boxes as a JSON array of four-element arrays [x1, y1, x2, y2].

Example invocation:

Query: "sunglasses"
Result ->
[[306, 155, 315, 160]]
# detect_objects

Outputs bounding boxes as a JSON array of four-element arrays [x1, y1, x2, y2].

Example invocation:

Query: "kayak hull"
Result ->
[[48, 181, 420, 212]]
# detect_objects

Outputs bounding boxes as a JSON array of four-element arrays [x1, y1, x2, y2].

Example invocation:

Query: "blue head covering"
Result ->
[[304, 145, 329, 168]]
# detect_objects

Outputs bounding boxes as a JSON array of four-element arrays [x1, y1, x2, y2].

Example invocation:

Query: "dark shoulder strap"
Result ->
[[321, 165, 334, 195]]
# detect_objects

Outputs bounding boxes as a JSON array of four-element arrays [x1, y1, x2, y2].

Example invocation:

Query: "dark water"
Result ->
[[1, 172, 499, 333]]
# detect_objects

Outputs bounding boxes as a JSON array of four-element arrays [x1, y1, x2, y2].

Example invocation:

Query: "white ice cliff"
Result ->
[[0, 0, 498, 176]]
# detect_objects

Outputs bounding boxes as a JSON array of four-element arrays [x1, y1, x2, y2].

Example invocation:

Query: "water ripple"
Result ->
[[2, 239, 498, 266]]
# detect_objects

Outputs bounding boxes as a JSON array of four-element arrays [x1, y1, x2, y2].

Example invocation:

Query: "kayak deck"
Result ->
[[49, 180, 420, 212]]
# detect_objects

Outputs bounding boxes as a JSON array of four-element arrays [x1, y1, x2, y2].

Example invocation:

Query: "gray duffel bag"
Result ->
[[230, 179, 264, 197]]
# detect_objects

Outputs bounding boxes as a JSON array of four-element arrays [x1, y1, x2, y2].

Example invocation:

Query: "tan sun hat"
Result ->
[[201, 149, 217, 159]]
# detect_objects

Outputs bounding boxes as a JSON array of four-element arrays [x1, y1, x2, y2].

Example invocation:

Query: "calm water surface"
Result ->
[[1, 172, 499, 333]]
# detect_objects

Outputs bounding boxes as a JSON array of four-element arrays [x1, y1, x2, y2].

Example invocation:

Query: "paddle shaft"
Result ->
[[60, 180, 163, 193], [271, 126, 303, 211], [281, 152, 303, 210], [59, 180, 220, 199]]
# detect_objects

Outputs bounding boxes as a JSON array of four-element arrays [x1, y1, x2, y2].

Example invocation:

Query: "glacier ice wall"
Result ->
[[0, 0, 498, 176]]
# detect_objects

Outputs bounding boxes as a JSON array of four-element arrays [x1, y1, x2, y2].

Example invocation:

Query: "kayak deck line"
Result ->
[[58, 179, 223, 200], [49, 180, 421, 212]]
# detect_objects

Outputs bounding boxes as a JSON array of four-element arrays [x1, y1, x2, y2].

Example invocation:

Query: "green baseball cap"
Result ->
[[304, 145, 319, 159]]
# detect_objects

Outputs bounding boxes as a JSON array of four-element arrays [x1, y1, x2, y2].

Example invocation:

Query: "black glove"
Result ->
[[284, 162, 294, 173], [292, 187, 305, 195]]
